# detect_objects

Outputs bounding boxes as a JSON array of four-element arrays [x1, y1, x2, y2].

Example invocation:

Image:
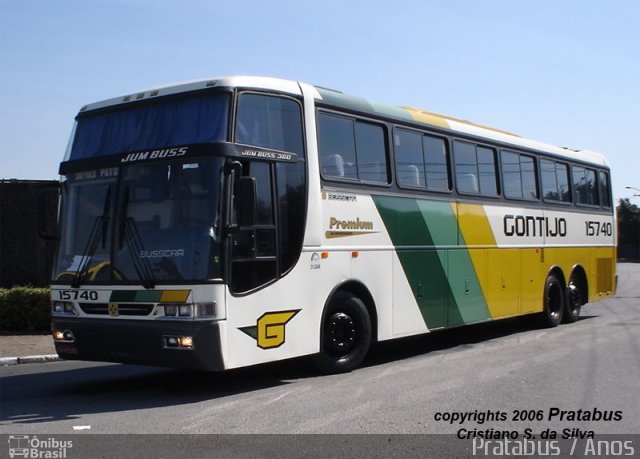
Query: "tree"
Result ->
[[617, 198, 640, 261]]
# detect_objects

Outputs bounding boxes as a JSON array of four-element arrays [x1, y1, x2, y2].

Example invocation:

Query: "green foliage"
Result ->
[[617, 198, 640, 261], [0, 287, 50, 331]]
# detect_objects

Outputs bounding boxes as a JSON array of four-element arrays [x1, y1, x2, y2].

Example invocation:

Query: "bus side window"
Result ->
[[541, 159, 571, 203], [423, 135, 450, 191], [555, 162, 571, 202], [395, 128, 425, 188], [318, 112, 389, 184], [454, 141, 498, 196], [454, 140, 479, 194], [318, 113, 357, 180], [354, 122, 388, 183], [502, 150, 538, 200], [573, 165, 599, 206], [235, 93, 304, 157], [599, 171, 611, 208]]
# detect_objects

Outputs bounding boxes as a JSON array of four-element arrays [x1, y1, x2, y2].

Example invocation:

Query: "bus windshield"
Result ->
[[54, 157, 225, 285]]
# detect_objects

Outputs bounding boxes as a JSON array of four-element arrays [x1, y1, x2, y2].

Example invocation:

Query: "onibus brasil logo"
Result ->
[[239, 310, 301, 349], [8, 435, 73, 458]]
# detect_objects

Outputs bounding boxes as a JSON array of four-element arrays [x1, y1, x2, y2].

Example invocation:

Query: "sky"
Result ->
[[1, 0, 639, 203]]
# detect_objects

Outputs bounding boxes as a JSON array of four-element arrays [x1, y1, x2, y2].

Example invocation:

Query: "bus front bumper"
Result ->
[[51, 317, 225, 371]]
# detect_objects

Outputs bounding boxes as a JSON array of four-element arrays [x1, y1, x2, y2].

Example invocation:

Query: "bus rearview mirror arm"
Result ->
[[222, 161, 257, 234]]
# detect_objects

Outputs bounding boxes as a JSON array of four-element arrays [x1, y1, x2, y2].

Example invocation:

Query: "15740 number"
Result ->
[[58, 290, 98, 301], [585, 221, 612, 237]]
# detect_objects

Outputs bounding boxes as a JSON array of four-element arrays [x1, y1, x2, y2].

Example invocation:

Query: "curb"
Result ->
[[0, 354, 61, 366]]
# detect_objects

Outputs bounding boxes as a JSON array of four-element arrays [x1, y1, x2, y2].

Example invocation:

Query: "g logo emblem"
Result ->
[[239, 310, 300, 349], [108, 303, 119, 316]]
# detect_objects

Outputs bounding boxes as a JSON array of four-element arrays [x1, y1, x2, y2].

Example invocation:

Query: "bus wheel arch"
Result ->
[[541, 267, 565, 327], [313, 281, 376, 374], [565, 265, 588, 323]]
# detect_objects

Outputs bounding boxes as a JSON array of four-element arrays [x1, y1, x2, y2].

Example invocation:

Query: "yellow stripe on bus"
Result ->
[[160, 290, 191, 303]]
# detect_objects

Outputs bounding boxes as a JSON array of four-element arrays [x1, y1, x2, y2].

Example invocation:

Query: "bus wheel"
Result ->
[[564, 279, 584, 323], [314, 292, 372, 374], [541, 274, 564, 327]]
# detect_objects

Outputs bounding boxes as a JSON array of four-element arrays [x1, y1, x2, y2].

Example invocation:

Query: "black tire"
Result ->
[[313, 292, 372, 374], [541, 274, 564, 327], [563, 278, 584, 323]]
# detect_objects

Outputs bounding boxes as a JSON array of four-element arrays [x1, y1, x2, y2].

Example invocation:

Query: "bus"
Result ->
[[51, 76, 616, 373]]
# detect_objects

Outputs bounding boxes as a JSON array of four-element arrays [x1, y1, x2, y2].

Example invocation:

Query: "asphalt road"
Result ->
[[1, 264, 639, 438]]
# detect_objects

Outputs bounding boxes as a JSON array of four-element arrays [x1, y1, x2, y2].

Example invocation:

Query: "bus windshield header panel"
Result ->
[[67, 92, 230, 164]]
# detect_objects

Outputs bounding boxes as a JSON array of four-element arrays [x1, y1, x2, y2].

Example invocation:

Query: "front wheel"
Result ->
[[540, 274, 564, 327], [313, 292, 372, 374]]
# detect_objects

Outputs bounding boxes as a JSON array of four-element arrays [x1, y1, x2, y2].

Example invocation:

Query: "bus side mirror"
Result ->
[[237, 176, 256, 227]]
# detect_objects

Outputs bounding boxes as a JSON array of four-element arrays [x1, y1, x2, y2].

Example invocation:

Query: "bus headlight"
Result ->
[[196, 302, 216, 318], [52, 301, 77, 315], [163, 304, 178, 316], [160, 302, 222, 320]]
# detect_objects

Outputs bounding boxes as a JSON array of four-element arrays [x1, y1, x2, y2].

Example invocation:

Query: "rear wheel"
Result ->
[[313, 292, 372, 374], [564, 277, 584, 323], [541, 274, 564, 327]]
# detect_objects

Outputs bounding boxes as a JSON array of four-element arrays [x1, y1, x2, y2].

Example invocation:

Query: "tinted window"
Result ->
[[318, 112, 388, 183], [541, 159, 571, 202], [72, 93, 230, 160], [555, 162, 571, 202], [501, 150, 538, 200], [355, 122, 388, 183], [236, 93, 304, 157], [599, 171, 611, 208], [318, 113, 357, 179], [395, 129, 425, 187], [395, 129, 451, 191], [277, 161, 306, 273], [230, 160, 277, 293], [230, 158, 306, 293], [502, 151, 522, 198], [251, 162, 274, 224], [477, 146, 498, 196], [521, 155, 537, 200], [454, 141, 498, 196], [573, 165, 599, 206], [541, 159, 557, 200], [454, 141, 478, 194], [423, 136, 450, 191]]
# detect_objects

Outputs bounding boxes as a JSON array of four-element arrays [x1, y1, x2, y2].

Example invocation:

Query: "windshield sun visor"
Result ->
[[60, 92, 230, 173]]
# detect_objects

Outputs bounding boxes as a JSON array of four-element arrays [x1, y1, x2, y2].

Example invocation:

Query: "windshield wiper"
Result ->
[[118, 186, 155, 289], [71, 186, 111, 288], [121, 217, 155, 289]]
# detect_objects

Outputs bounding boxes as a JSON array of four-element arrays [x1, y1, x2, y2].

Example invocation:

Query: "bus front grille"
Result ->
[[79, 303, 155, 316]]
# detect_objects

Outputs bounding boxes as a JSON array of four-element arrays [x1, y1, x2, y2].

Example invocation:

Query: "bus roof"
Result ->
[[78, 75, 609, 168]]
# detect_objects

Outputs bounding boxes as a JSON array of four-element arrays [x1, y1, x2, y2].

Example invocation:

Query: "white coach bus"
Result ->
[[51, 76, 616, 373]]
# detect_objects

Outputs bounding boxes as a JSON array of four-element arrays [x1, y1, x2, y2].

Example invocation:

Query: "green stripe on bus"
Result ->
[[373, 195, 454, 328], [109, 290, 162, 302], [135, 290, 163, 302], [373, 196, 491, 328], [109, 290, 137, 302], [417, 200, 490, 324]]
